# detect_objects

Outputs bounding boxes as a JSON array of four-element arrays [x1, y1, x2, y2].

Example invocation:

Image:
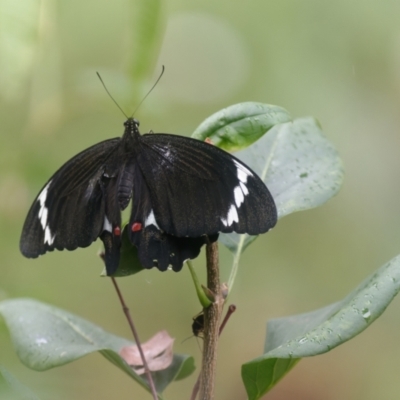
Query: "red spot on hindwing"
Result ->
[[113, 226, 121, 236], [132, 222, 142, 232]]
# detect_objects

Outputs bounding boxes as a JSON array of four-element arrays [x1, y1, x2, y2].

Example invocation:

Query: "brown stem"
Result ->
[[190, 304, 237, 400], [198, 242, 223, 400], [110, 277, 159, 400]]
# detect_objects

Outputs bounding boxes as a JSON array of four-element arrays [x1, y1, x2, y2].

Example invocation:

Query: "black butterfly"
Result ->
[[20, 118, 277, 275]]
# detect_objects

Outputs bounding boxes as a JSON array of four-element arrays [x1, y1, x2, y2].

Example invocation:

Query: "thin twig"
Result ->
[[218, 304, 236, 334], [110, 277, 159, 400], [191, 375, 201, 400]]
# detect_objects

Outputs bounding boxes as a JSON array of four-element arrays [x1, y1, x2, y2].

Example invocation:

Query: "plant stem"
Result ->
[[199, 242, 223, 400], [190, 304, 237, 400], [110, 277, 159, 400], [227, 234, 246, 295]]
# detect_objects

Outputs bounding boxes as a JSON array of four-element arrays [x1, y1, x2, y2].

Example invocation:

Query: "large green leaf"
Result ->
[[191, 102, 292, 151], [242, 254, 400, 400], [0, 365, 40, 400], [221, 117, 344, 254], [0, 299, 194, 397]]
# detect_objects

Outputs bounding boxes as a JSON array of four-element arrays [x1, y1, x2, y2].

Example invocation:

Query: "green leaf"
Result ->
[[0, 365, 40, 400], [191, 102, 292, 151], [221, 117, 344, 253], [173, 356, 196, 381], [150, 355, 195, 392], [102, 225, 144, 277], [241, 254, 400, 400], [241, 358, 300, 400], [0, 299, 194, 397], [187, 261, 212, 308]]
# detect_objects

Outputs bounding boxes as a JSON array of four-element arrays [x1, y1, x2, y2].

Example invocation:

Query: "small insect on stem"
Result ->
[[192, 312, 205, 338], [191, 304, 237, 339]]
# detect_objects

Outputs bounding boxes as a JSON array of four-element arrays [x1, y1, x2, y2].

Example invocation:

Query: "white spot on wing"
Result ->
[[37, 181, 55, 245], [237, 169, 247, 183], [234, 186, 244, 208], [44, 227, 55, 245], [227, 204, 239, 226], [239, 181, 249, 196], [221, 203, 240, 226], [38, 181, 51, 229], [234, 159, 253, 183], [145, 209, 160, 229], [103, 216, 112, 232], [39, 207, 48, 226], [220, 204, 239, 227]]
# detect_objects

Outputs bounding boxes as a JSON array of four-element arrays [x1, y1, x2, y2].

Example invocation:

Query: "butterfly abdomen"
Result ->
[[117, 161, 136, 210]]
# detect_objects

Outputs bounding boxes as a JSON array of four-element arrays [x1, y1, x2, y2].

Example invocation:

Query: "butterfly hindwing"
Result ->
[[127, 163, 218, 271], [20, 138, 121, 258], [131, 225, 217, 272], [137, 133, 277, 237]]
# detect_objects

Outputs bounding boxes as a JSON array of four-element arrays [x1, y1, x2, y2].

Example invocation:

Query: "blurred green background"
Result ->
[[1, 0, 400, 399]]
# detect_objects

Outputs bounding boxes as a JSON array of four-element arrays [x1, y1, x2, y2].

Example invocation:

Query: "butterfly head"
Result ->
[[124, 117, 140, 128], [123, 118, 141, 139]]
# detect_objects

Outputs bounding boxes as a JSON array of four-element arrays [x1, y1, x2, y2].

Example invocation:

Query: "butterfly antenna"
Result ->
[[181, 334, 195, 344], [130, 65, 165, 117], [96, 72, 128, 119]]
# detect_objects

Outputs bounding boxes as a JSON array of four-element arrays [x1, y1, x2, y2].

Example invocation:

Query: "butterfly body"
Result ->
[[20, 118, 277, 274]]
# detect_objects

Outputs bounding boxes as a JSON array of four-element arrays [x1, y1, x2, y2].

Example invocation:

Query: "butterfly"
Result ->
[[20, 117, 277, 275]]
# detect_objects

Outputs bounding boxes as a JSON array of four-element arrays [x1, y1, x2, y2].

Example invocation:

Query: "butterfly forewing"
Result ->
[[137, 133, 277, 237], [20, 138, 121, 258]]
